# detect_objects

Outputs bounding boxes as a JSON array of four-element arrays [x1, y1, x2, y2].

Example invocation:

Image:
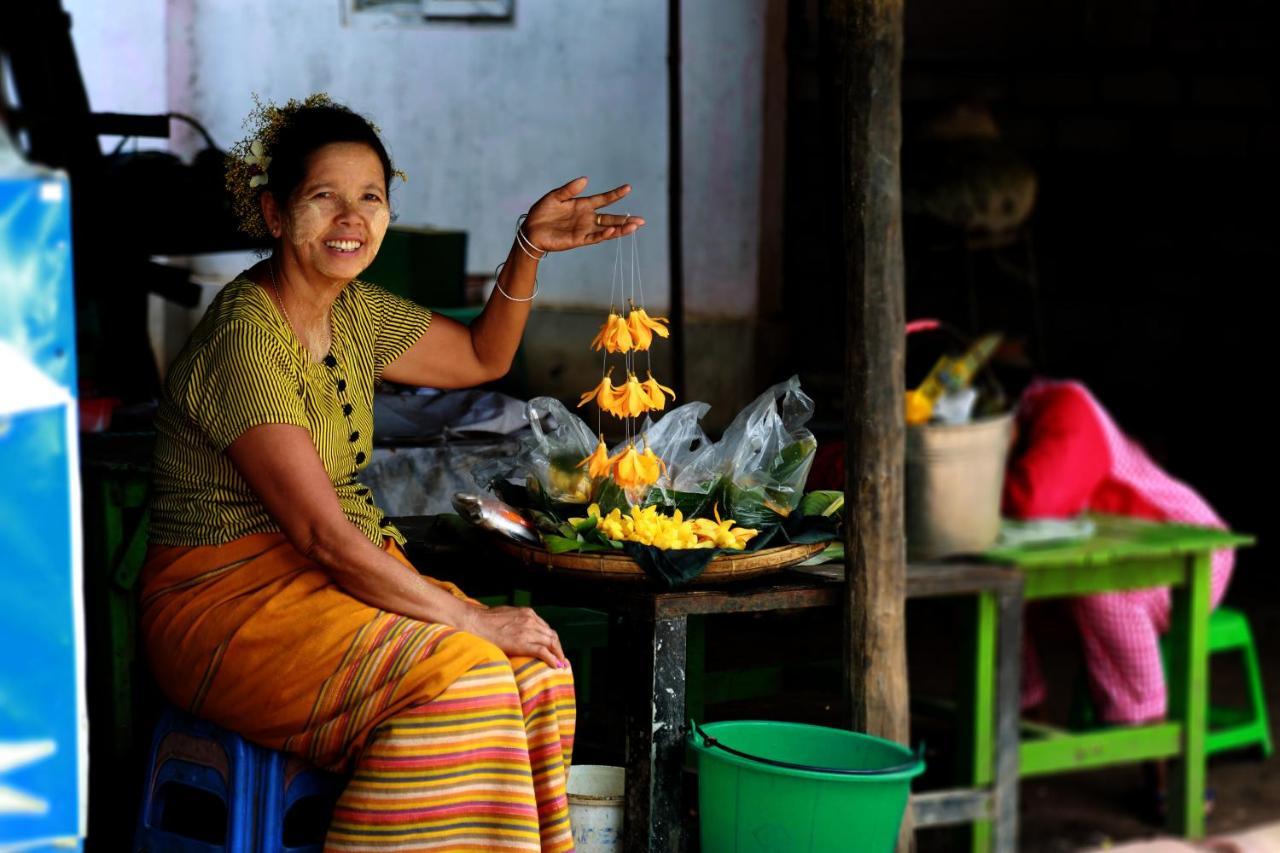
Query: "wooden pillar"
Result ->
[[667, 0, 687, 402], [825, 0, 909, 750]]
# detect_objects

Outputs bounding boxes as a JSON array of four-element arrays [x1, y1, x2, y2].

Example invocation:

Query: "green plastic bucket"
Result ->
[[688, 720, 924, 853]]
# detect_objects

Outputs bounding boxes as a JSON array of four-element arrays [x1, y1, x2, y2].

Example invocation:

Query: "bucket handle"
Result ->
[[688, 721, 924, 777]]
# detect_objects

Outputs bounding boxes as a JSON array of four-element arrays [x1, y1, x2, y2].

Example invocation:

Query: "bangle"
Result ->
[[515, 214, 547, 261], [492, 261, 538, 302]]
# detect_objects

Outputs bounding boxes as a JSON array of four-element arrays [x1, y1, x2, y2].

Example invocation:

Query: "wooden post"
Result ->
[[826, 0, 909, 766], [667, 0, 687, 402]]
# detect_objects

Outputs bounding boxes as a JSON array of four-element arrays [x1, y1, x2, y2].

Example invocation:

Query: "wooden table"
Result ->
[[395, 517, 1024, 853], [981, 515, 1255, 840]]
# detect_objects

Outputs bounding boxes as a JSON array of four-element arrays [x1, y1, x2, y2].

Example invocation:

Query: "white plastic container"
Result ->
[[567, 764, 625, 852]]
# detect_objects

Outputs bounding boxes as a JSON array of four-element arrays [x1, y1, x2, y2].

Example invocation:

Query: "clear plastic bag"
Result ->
[[637, 401, 715, 514], [472, 396, 597, 504], [711, 375, 819, 528]]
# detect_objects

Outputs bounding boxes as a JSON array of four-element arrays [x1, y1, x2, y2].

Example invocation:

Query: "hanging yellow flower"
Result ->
[[637, 443, 667, 482], [612, 444, 650, 489], [641, 371, 675, 411], [576, 435, 620, 479], [590, 312, 633, 353], [577, 370, 620, 410], [627, 307, 669, 351], [616, 373, 653, 418]]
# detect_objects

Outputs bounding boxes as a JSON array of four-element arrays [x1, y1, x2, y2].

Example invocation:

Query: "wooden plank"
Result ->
[[652, 584, 839, 618], [912, 789, 993, 827], [795, 561, 1021, 599], [1018, 722, 1182, 777]]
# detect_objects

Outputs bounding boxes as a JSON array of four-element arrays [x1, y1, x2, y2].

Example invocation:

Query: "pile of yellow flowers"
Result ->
[[571, 503, 760, 551], [576, 298, 676, 490]]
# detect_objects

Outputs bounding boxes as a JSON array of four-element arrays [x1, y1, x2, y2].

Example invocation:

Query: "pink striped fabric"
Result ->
[[1020, 380, 1234, 723]]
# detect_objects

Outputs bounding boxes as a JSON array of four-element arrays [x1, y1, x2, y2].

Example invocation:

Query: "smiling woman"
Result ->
[[142, 94, 645, 851]]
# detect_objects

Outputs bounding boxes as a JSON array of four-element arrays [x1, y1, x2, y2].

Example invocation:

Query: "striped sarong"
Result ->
[[140, 533, 576, 850], [328, 658, 575, 851]]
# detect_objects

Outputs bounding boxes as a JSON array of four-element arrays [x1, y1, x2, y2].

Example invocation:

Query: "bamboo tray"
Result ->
[[490, 537, 829, 585]]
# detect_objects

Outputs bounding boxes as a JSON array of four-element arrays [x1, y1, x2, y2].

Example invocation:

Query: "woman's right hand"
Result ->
[[462, 605, 567, 669]]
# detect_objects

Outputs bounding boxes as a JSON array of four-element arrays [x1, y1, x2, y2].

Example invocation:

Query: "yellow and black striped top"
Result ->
[[149, 276, 432, 547]]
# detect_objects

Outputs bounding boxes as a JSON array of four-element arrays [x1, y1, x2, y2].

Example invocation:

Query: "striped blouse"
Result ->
[[148, 276, 432, 547]]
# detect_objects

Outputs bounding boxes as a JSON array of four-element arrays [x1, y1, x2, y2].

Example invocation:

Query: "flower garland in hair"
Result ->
[[225, 93, 408, 238]]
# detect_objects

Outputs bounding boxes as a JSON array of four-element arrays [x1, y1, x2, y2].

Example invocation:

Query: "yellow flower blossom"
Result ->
[[576, 436, 620, 480], [613, 444, 654, 489], [616, 373, 652, 419], [577, 370, 620, 411], [590, 312, 634, 353], [627, 307, 669, 352], [638, 443, 667, 482], [641, 371, 675, 411]]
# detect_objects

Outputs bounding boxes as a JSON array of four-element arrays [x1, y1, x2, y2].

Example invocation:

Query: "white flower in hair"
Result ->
[[244, 139, 271, 188]]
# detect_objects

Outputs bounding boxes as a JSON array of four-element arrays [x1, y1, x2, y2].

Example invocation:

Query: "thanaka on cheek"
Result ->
[[286, 201, 328, 246], [366, 206, 390, 258]]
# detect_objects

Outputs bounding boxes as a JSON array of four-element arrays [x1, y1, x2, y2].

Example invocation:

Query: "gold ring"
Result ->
[[595, 213, 603, 226]]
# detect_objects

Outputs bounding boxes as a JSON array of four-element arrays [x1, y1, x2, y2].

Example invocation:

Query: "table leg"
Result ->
[[623, 614, 688, 853], [992, 584, 1023, 853], [1166, 551, 1212, 838], [968, 592, 998, 853]]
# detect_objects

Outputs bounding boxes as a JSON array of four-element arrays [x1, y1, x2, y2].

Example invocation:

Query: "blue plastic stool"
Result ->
[[134, 706, 259, 852], [257, 751, 346, 853], [136, 707, 347, 853]]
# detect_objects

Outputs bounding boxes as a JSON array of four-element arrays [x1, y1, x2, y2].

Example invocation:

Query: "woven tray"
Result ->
[[490, 538, 829, 585]]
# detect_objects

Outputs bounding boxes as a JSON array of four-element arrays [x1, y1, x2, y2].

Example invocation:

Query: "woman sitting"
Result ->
[[141, 95, 643, 851]]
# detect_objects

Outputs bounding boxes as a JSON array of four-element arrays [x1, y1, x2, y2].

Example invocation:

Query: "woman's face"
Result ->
[[279, 142, 390, 282]]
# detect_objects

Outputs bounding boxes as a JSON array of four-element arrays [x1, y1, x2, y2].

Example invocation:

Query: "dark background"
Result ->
[[781, 0, 1274, 596]]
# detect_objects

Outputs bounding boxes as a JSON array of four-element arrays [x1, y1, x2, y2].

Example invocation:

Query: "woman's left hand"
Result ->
[[522, 177, 645, 252]]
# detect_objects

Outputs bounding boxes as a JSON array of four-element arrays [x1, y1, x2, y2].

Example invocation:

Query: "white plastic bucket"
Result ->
[[567, 764, 625, 852]]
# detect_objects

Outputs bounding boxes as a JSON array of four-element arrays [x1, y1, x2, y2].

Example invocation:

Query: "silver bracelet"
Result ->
[[515, 214, 547, 261], [492, 261, 538, 302]]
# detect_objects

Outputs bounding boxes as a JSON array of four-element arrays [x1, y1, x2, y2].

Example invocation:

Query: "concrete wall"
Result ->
[[64, 0, 775, 424], [63, 0, 167, 151]]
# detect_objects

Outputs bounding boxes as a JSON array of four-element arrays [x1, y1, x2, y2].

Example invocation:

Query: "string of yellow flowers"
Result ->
[[576, 234, 676, 490]]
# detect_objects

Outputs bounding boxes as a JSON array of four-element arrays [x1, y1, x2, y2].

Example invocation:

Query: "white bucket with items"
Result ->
[[566, 764, 625, 852]]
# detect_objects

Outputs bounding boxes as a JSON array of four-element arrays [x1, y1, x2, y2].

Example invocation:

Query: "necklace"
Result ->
[[268, 261, 330, 360], [267, 261, 294, 330]]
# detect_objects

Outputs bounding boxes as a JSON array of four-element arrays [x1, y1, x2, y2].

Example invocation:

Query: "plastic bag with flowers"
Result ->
[[472, 396, 597, 508]]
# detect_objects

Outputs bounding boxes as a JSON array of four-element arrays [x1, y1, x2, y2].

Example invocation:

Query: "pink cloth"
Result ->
[[1009, 380, 1234, 723]]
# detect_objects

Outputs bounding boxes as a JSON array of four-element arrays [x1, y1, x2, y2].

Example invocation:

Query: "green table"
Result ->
[[977, 515, 1254, 842]]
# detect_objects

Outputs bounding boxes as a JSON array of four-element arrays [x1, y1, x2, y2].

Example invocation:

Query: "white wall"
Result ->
[[63, 0, 168, 151], [66, 0, 767, 318]]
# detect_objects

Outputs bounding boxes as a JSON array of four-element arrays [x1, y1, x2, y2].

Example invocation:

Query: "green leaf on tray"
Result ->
[[800, 490, 845, 518], [542, 534, 585, 554]]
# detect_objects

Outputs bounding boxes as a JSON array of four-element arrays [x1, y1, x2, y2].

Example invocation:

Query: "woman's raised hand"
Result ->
[[522, 177, 645, 252], [462, 605, 568, 669]]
